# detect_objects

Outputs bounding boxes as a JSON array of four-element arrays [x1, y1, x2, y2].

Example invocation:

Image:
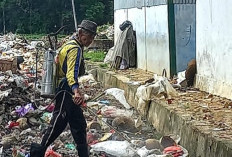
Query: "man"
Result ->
[[30, 20, 97, 157]]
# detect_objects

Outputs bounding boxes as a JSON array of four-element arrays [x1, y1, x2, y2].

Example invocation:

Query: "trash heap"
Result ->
[[0, 33, 189, 157], [96, 24, 114, 40], [0, 33, 45, 75]]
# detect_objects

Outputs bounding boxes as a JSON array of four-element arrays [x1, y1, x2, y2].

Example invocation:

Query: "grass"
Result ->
[[99, 63, 109, 68], [84, 50, 106, 62]]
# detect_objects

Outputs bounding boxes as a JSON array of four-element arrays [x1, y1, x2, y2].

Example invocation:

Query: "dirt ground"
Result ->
[[115, 68, 232, 141]]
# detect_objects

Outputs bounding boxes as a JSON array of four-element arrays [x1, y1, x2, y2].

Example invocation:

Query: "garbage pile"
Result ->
[[0, 33, 189, 157], [0, 33, 45, 74], [96, 24, 114, 40]]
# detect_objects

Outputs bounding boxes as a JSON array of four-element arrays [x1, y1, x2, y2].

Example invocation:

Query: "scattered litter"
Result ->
[[45, 147, 62, 157], [65, 143, 76, 150], [101, 106, 133, 118], [105, 88, 131, 109], [15, 103, 34, 117], [91, 141, 137, 157]]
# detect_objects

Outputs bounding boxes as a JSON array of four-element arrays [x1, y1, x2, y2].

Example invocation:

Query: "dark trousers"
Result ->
[[30, 79, 88, 157]]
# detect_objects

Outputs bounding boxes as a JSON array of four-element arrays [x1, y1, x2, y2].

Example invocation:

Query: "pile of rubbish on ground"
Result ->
[[0, 33, 189, 157], [96, 24, 114, 40]]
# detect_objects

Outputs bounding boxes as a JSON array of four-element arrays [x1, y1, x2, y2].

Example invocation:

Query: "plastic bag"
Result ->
[[105, 88, 131, 109], [101, 106, 133, 118], [45, 147, 62, 157], [135, 75, 178, 115], [15, 103, 34, 117], [91, 141, 136, 157]]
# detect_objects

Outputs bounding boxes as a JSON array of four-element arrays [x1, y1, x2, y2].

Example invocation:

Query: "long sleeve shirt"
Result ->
[[57, 39, 83, 91]]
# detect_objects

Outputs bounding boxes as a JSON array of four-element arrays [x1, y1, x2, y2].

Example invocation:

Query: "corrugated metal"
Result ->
[[114, 0, 167, 10], [114, 0, 135, 10], [173, 0, 196, 4], [114, 0, 195, 10], [145, 0, 167, 7]]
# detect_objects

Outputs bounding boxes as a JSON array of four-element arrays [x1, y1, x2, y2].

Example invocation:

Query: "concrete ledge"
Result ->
[[86, 63, 232, 157]]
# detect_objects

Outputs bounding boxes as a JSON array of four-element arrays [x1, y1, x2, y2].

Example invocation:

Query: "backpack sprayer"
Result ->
[[40, 26, 67, 98]]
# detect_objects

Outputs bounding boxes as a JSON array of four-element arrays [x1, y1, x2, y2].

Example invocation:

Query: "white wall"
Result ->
[[128, 8, 146, 70], [196, 0, 232, 99], [146, 5, 170, 76], [114, 9, 128, 44], [114, 5, 170, 76]]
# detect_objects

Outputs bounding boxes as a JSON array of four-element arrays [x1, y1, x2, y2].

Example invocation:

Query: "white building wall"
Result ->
[[196, 0, 232, 99], [114, 5, 170, 76], [146, 5, 170, 76], [114, 9, 128, 44], [128, 8, 146, 70]]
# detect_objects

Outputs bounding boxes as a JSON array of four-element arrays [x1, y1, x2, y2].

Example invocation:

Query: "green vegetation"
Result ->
[[84, 51, 106, 62], [0, 0, 113, 34], [18, 34, 67, 40], [99, 63, 108, 68], [18, 34, 46, 40]]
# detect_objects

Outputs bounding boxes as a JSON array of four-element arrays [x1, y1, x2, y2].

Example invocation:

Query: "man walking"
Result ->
[[30, 20, 97, 157]]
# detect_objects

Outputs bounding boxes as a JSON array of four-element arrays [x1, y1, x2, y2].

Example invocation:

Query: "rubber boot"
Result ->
[[30, 143, 47, 157]]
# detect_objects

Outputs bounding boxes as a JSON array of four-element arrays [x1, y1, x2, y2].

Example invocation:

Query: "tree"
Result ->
[[0, 0, 114, 34], [0, 0, 6, 34]]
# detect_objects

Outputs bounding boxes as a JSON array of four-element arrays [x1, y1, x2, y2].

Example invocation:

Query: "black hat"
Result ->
[[78, 20, 97, 35]]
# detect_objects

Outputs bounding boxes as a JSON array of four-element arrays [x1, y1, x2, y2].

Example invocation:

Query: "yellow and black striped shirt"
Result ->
[[57, 39, 83, 91]]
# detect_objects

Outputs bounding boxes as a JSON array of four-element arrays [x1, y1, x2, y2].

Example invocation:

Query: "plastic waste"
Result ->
[[101, 106, 133, 118], [137, 146, 150, 157], [99, 100, 110, 105], [0, 89, 12, 101], [105, 88, 131, 109], [15, 103, 34, 117], [40, 112, 53, 123], [46, 103, 55, 112], [91, 141, 137, 157], [65, 143, 76, 150], [45, 147, 62, 157], [78, 74, 96, 85], [104, 47, 114, 64], [12, 148, 27, 157], [16, 118, 29, 130], [99, 133, 112, 142], [87, 129, 101, 144], [7, 121, 20, 129], [163, 146, 184, 157], [136, 75, 178, 115]]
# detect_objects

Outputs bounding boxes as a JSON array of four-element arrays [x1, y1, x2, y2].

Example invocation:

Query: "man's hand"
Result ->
[[73, 88, 84, 105], [54, 55, 59, 64]]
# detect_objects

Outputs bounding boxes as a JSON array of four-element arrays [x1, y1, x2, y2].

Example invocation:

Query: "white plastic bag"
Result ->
[[104, 47, 114, 63], [101, 106, 133, 118], [91, 141, 136, 157], [105, 88, 131, 109], [0, 89, 12, 101]]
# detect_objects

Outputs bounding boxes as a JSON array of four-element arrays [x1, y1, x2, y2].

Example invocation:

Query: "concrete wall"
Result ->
[[146, 5, 170, 75], [128, 8, 147, 70], [114, 1, 197, 76], [195, 0, 232, 99], [114, 5, 170, 76], [114, 9, 128, 44]]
